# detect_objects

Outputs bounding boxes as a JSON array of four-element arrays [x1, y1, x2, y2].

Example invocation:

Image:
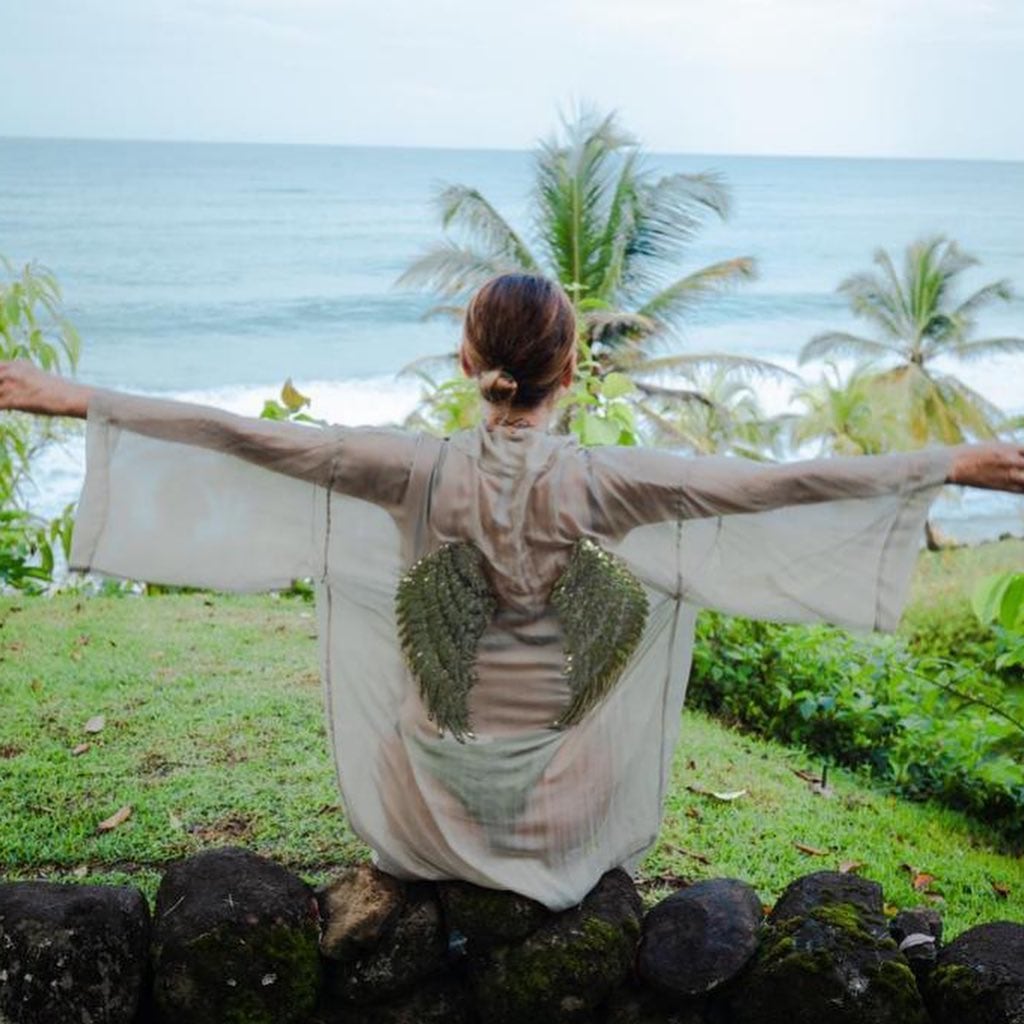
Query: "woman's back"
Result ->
[[67, 390, 952, 908]]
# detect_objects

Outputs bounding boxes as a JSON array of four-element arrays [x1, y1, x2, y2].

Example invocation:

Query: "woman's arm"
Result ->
[[0, 360, 93, 417], [0, 360, 423, 508], [588, 434, 1024, 535]]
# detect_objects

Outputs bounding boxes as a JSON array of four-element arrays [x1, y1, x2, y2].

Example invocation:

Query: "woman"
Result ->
[[2, 272, 1022, 911]]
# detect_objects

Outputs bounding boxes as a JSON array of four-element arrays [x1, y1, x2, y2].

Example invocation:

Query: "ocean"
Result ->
[[1, 137, 1022, 541]]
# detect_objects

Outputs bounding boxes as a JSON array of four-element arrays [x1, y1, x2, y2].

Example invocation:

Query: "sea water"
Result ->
[[1, 138, 1022, 540]]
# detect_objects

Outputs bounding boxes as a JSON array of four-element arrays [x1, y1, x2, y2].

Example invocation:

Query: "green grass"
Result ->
[[2, 542, 1023, 936]]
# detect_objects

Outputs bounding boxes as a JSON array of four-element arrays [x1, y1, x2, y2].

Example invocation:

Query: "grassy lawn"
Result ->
[[1, 540, 1022, 937]]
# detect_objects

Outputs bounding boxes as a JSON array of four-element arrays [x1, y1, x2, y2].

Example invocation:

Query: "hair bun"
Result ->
[[478, 367, 519, 404]]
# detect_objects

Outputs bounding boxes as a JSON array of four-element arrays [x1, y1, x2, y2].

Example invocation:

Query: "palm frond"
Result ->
[[623, 351, 797, 382], [946, 336, 1024, 361], [954, 279, 1014, 319], [534, 107, 634, 294], [799, 330, 900, 365], [634, 258, 755, 330], [396, 242, 523, 300], [621, 172, 734, 294], [582, 308, 657, 346], [435, 184, 540, 270]]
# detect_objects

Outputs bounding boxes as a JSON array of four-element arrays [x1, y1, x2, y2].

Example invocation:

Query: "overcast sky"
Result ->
[[3, 0, 1022, 160]]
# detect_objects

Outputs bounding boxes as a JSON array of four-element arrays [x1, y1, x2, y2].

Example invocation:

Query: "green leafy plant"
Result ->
[[0, 258, 81, 591], [690, 613, 1024, 841], [259, 378, 325, 426], [972, 571, 1024, 671]]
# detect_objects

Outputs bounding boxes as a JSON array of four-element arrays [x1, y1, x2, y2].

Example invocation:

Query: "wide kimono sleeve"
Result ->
[[68, 387, 420, 591], [587, 444, 957, 631]]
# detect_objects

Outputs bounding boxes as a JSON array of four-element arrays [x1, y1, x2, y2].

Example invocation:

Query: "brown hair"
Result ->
[[462, 273, 576, 410]]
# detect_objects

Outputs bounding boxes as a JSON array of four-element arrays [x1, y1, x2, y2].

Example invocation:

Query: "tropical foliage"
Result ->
[[398, 105, 767, 446], [799, 237, 1023, 449], [0, 258, 80, 590], [691, 612, 1024, 842]]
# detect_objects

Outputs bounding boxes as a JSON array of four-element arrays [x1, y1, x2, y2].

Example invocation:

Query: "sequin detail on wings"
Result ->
[[549, 538, 649, 728], [395, 542, 497, 743], [395, 537, 649, 742]]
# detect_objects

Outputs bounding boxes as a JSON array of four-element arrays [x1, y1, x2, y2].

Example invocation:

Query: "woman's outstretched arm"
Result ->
[[0, 360, 423, 508], [588, 435, 1024, 536], [0, 359, 92, 417]]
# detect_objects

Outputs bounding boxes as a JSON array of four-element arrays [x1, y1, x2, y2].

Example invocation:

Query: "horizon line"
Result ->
[[2, 132, 1022, 167]]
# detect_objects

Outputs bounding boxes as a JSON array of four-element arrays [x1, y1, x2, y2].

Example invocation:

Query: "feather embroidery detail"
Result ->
[[395, 537, 648, 742], [549, 538, 649, 728], [395, 542, 497, 743]]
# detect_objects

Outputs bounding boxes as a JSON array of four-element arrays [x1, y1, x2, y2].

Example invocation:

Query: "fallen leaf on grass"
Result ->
[[97, 805, 132, 833], [686, 785, 747, 801], [794, 842, 828, 856], [663, 843, 711, 865], [84, 715, 106, 734], [992, 881, 1011, 899], [839, 860, 866, 874], [71, 743, 91, 757], [900, 863, 941, 895]]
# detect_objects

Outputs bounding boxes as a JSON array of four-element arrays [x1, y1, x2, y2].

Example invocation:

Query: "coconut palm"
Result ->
[[635, 365, 787, 459], [799, 237, 1023, 446], [397, 105, 763, 396], [790, 362, 894, 457]]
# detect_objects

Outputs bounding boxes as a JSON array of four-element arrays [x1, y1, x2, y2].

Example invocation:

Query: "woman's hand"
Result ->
[[949, 442, 1024, 493], [0, 360, 93, 418]]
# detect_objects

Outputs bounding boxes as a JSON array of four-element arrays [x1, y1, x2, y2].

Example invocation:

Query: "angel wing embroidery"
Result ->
[[395, 542, 497, 742], [395, 538, 648, 741], [548, 538, 649, 728]]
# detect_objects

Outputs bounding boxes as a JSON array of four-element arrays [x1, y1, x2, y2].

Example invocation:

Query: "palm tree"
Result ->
[[790, 362, 894, 457], [637, 365, 787, 459], [397, 105, 768, 419], [798, 237, 1023, 447]]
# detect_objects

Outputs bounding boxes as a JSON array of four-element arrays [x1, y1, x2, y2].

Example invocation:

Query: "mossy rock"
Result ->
[[472, 869, 643, 1024], [924, 921, 1024, 1024], [438, 878, 550, 954], [602, 981, 709, 1024], [0, 881, 150, 1024], [151, 847, 321, 1024], [727, 872, 927, 1024], [315, 975, 476, 1024], [321, 881, 447, 1005]]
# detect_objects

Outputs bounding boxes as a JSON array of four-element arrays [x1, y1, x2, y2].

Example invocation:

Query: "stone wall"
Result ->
[[1, 847, 1021, 1023]]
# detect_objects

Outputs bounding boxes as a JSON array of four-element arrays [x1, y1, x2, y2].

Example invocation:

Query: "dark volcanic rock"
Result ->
[[0, 881, 150, 1024], [925, 921, 1024, 1024], [321, 879, 447, 1004], [891, 906, 942, 980], [317, 975, 476, 1024], [770, 870, 888, 939], [728, 871, 928, 1024], [637, 878, 763, 999], [603, 982, 709, 1023], [472, 868, 643, 1024], [438, 877, 549, 954], [151, 846, 321, 1024]]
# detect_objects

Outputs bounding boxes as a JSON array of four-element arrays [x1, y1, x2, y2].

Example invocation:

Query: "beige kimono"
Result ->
[[69, 389, 953, 910]]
